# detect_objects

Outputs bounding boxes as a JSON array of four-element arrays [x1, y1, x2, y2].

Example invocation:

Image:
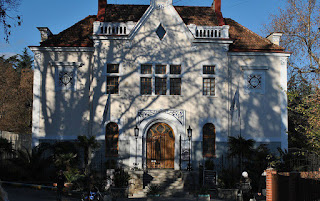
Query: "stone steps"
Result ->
[[130, 170, 190, 198]]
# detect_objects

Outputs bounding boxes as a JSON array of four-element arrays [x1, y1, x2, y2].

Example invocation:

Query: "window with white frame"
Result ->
[[140, 64, 182, 95], [202, 65, 216, 96], [106, 64, 120, 94]]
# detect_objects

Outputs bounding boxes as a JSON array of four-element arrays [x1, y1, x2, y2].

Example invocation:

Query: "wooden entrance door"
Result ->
[[146, 123, 175, 169]]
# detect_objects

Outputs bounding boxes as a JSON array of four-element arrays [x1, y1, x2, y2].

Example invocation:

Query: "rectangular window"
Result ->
[[170, 78, 181, 95], [155, 65, 166, 74], [203, 65, 215, 74], [141, 64, 152, 74], [140, 77, 152, 95], [203, 78, 215, 96], [155, 77, 167, 95], [107, 76, 119, 94], [140, 64, 182, 96], [170, 65, 181, 74], [107, 64, 119, 73]]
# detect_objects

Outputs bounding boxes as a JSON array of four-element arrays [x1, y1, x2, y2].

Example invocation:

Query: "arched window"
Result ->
[[106, 122, 119, 157], [203, 123, 216, 158]]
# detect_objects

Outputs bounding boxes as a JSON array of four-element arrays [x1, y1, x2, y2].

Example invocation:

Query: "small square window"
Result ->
[[107, 64, 119, 73], [141, 64, 152, 74], [155, 65, 166, 74], [107, 76, 119, 94], [170, 65, 181, 74], [203, 65, 215, 74]]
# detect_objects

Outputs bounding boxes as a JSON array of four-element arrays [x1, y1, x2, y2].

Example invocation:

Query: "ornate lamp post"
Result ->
[[187, 126, 192, 171], [134, 125, 139, 169]]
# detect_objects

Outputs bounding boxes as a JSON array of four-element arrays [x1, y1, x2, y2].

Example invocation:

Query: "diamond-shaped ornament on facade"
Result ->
[[156, 24, 166, 40]]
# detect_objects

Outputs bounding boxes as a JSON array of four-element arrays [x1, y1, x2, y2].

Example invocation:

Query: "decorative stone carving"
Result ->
[[191, 46, 198, 51], [246, 74, 262, 90], [280, 57, 287, 66], [34, 52, 42, 62], [137, 110, 185, 125], [244, 71, 265, 94]]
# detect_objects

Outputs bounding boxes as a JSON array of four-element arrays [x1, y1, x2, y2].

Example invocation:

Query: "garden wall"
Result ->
[[266, 168, 320, 201]]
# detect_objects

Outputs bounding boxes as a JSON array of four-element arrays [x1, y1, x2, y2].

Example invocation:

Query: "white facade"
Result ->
[[30, 0, 289, 170]]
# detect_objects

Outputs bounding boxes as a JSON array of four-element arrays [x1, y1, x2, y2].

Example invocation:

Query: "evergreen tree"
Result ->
[[17, 48, 33, 71]]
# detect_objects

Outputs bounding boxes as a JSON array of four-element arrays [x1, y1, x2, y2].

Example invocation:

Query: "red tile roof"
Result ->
[[40, 4, 284, 52], [226, 18, 284, 52], [40, 15, 96, 47], [97, 4, 149, 22]]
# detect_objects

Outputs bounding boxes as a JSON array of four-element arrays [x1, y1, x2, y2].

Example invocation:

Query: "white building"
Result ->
[[30, 0, 290, 170]]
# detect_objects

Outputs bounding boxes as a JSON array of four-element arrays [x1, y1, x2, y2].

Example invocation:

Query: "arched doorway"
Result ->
[[146, 122, 175, 169]]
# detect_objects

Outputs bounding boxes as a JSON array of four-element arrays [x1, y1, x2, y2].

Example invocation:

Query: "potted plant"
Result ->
[[110, 168, 130, 198], [147, 184, 162, 200], [64, 168, 82, 187], [197, 186, 210, 201]]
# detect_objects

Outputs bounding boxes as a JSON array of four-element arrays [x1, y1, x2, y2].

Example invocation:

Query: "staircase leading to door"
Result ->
[[129, 170, 195, 198]]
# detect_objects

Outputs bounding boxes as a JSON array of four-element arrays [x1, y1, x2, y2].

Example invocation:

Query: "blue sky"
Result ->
[[0, 0, 285, 56]]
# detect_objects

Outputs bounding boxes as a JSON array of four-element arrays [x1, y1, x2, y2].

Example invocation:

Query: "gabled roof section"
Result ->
[[226, 18, 284, 52], [39, 4, 285, 52], [97, 4, 149, 22], [40, 15, 96, 47]]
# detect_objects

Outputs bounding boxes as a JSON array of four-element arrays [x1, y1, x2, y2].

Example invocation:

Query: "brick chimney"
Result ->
[[214, 0, 221, 13], [212, 0, 224, 26], [267, 32, 283, 46], [37, 27, 53, 42], [99, 0, 107, 11], [97, 0, 107, 21]]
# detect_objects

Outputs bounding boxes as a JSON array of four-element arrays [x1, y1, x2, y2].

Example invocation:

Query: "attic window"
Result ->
[[156, 24, 166, 40]]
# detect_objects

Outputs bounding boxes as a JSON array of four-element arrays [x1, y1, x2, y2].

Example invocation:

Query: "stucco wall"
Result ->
[[30, 2, 289, 169], [30, 47, 94, 145]]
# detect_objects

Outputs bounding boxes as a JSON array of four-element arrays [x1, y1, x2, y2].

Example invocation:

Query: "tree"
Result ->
[[228, 135, 255, 172], [0, 0, 22, 42], [287, 74, 312, 149], [0, 49, 33, 134], [77, 135, 100, 175], [0, 136, 13, 159], [265, 0, 320, 78], [265, 0, 320, 151], [295, 85, 320, 152], [16, 48, 33, 72], [8, 143, 53, 181]]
